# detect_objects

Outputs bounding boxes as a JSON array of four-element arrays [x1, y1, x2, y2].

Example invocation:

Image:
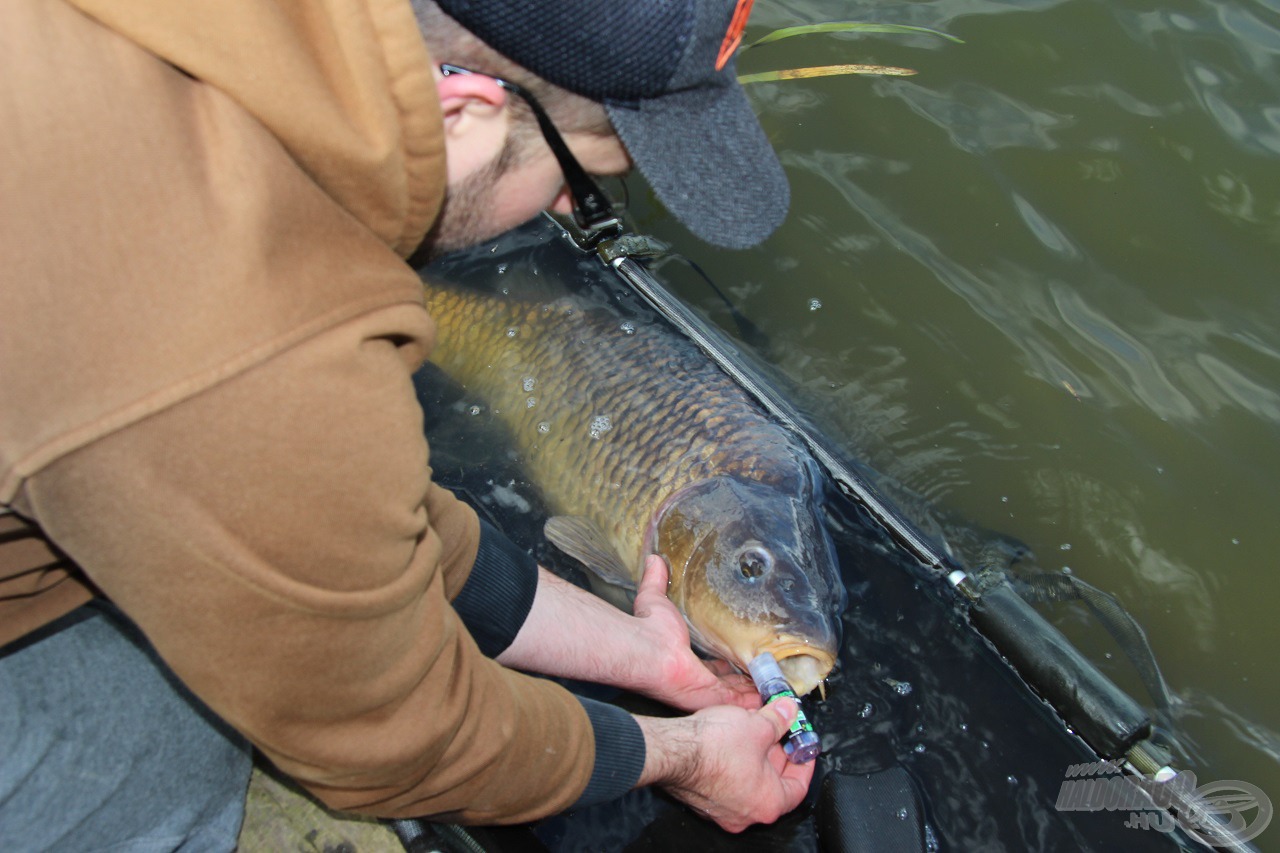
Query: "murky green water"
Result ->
[[625, 0, 1280, 829]]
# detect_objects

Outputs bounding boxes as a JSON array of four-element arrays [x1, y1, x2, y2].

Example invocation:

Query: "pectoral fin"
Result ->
[[544, 516, 635, 589]]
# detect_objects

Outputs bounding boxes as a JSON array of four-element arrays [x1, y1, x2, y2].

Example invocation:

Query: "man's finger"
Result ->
[[760, 696, 798, 741], [636, 554, 670, 601]]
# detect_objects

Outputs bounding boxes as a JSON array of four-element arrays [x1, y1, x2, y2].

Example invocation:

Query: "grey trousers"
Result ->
[[0, 601, 253, 852]]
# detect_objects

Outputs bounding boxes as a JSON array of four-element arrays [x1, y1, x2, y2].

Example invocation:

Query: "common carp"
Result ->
[[418, 261, 845, 697]]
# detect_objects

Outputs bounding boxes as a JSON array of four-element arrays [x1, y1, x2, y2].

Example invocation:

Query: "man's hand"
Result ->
[[630, 555, 759, 712], [635, 698, 814, 833]]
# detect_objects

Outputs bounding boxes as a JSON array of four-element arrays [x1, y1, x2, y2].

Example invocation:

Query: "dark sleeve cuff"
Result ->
[[570, 697, 646, 809], [449, 518, 538, 658]]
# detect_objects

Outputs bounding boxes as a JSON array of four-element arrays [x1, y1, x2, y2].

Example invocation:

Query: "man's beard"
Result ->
[[415, 140, 520, 263]]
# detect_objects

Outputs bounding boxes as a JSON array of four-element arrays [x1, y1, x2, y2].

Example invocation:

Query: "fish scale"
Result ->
[[425, 284, 797, 557]]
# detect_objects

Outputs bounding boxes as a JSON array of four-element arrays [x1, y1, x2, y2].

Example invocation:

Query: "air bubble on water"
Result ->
[[897, 808, 909, 821], [925, 824, 940, 852], [1062, 566, 1073, 575], [506, 326, 519, 338], [526, 397, 537, 408], [589, 416, 612, 439], [808, 298, 822, 311], [887, 679, 913, 696], [1232, 538, 1240, 545], [1060, 543, 1072, 551], [491, 483, 530, 513], [1007, 775, 1019, 786], [913, 743, 927, 754], [959, 723, 969, 733], [537, 422, 551, 434], [522, 377, 536, 392], [1001, 496, 1009, 503], [468, 405, 481, 416], [496, 263, 508, 274], [858, 702, 874, 719], [620, 321, 636, 335]]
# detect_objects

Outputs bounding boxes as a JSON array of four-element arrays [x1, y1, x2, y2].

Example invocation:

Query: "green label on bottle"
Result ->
[[765, 692, 815, 736]]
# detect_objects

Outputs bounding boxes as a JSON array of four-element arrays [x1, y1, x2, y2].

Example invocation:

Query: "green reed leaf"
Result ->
[[738, 64, 918, 84], [744, 22, 965, 49]]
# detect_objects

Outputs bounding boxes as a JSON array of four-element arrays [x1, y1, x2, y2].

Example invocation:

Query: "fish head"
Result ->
[[648, 472, 845, 696]]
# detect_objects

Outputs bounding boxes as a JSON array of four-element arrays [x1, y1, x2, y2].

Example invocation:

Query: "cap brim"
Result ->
[[606, 79, 789, 250]]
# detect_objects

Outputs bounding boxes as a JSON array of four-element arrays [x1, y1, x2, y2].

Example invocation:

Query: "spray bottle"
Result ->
[[748, 651, 822, 763]]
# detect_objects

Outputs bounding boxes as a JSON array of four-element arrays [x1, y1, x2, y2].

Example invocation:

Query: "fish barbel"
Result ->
[[420, 274, 845, 696]]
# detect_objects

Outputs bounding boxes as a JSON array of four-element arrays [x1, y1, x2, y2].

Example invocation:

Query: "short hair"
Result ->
[[411, 0, 613, 158]]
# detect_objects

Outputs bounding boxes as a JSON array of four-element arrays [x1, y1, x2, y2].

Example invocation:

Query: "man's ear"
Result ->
[[434, 70, 511, 184], [435, 71, 508, 136]]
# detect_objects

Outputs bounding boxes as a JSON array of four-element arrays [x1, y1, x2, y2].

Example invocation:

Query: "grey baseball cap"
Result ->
[[433, 0, 789, 249]]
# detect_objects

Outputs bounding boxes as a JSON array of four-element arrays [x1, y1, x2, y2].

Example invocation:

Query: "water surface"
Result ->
[[625, 0, 1280, 834]]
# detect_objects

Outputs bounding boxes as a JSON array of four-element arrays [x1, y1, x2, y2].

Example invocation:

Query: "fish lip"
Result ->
[[765, 641, 835, 670], [761, 641, 836, 697]]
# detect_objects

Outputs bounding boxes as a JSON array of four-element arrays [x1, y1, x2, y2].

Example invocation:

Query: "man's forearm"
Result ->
[[634, 714, 698, 789], [495, 566, 646, 688], [495, 558, 758, 712]]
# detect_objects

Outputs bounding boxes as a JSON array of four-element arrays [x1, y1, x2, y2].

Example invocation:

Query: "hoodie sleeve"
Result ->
[[448, 519, 540, 658], [18, 306, 605, 822], [3, 0, 600, 820]]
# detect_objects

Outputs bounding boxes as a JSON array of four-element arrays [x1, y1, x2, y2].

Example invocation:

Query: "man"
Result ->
[[0, 0, 804, 847]]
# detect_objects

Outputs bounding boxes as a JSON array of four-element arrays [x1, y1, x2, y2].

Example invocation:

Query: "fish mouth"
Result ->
[[763, 642, 836, 698]]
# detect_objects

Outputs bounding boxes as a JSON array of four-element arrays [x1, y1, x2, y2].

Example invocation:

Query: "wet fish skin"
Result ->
[[421, 275, 845, 695]]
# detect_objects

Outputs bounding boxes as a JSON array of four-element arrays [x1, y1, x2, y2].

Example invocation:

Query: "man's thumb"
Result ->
[[762, 696, 798, 739], [637, 555, 670, 596]]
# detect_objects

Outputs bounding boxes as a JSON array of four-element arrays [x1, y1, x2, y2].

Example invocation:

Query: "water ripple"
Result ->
[[791, 149, 1280, 426], [1012, 193, 1079, 257], [1217, 1, 1280, 59], [1194, 352, 1280, 421], [1048, 281, 1200, 420], [1052, 82, 1167, 119], [881, 80, 1072, 153]]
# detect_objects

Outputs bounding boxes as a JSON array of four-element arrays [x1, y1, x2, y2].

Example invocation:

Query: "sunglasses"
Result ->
[[439, 64, 623, 245]]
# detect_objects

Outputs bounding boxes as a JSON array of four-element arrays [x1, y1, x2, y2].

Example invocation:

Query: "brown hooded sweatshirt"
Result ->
[[0, 0, 641, 823]]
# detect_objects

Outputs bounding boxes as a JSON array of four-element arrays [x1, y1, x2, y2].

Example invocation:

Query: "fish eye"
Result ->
[[738, 546, 773, 580]]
